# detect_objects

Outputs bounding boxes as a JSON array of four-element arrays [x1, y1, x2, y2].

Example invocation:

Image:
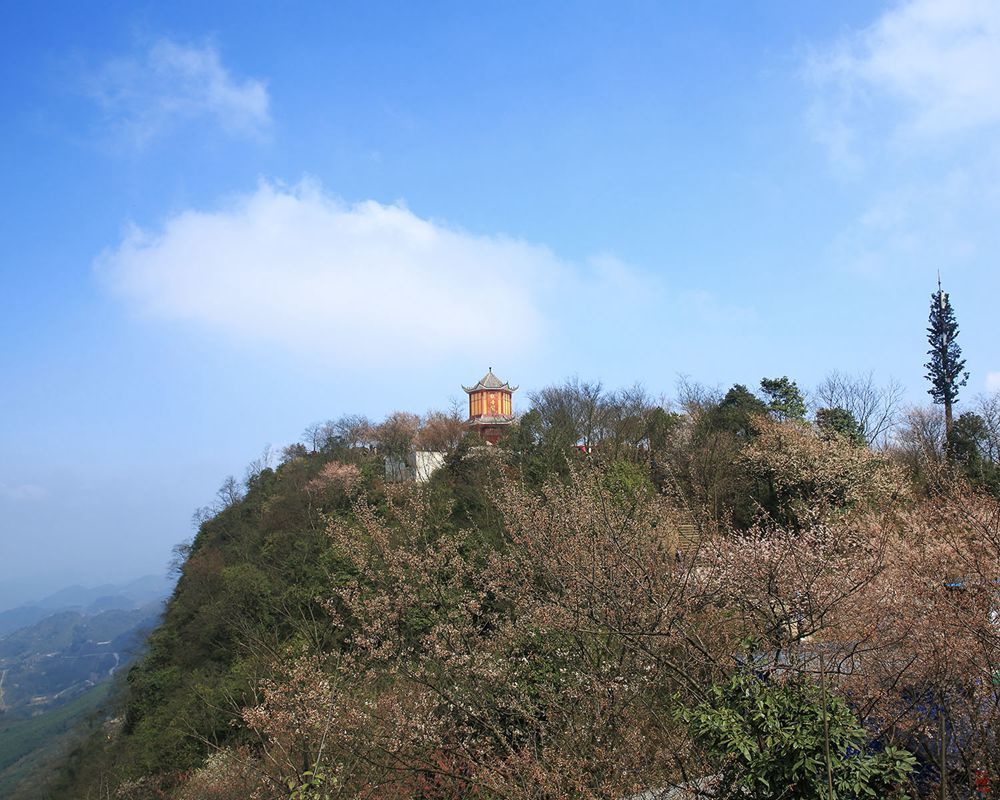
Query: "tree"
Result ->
[[951, 412, 1000, 494], [815, 406, 865, 446], [760, 376, 807, 421], [924, 280, 969, 448], [600, 385, 661, 461], [333, 414, 374, 449], [707, 384, 768, 438], [373, 411, 420, 458], [739, 416, 905, 527], [217, 475, 244, 508], [814, 370, 904, 446], [302, 421, 335, 453], [897, 405, 946, 461], [529, 377, 607, 448], [644, 405, 682, 453], [320, 467, 722, 799], [281, 442, 309, 463], [681, 384, 768, 526], [973, 391, 1000, 464], [244, 444, 275, 486], [415, 409, 466, 452]]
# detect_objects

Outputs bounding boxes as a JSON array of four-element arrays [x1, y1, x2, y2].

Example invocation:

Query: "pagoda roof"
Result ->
[[462, 368, 518, 394]]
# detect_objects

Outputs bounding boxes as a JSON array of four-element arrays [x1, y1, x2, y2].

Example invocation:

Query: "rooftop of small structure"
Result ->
[[462, 367, 518, 393]]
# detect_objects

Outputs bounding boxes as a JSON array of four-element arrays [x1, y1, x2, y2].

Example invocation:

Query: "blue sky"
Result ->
[[1, 1, 998, 606]]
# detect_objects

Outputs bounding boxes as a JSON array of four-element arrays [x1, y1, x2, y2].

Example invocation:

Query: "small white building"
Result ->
[[384, 450, 447, 483]]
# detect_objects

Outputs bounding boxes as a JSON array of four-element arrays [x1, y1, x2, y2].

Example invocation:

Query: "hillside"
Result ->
[[44, 437, 389, 798], [42, 379, 1000, 800], [0, 683, 112, 800], [0, 592, 165, 799]]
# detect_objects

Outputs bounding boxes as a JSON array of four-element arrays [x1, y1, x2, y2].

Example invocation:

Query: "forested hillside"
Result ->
[[43, 375, 1000, 800], [0, 600, 165, 799]]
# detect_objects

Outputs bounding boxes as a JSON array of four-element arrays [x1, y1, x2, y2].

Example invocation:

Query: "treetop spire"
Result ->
[[924, 277, 969, 448]]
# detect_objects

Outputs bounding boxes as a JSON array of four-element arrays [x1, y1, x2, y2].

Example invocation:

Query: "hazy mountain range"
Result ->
[[0, 575, 174, 639], [0, 578, 172, 797]]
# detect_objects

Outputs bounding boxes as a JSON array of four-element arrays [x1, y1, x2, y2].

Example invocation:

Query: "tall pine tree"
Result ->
[[924, 277, 968, 448]]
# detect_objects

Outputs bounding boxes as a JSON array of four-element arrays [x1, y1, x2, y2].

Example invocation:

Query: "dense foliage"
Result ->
[[45, 376, 1000, 800], [684, 670, 916, 800]]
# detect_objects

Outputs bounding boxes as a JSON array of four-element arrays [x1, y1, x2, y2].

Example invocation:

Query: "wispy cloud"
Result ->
[[809, 0, 1000, 154], [87, 38, 270, 147], [806, 0, 1000, 277], [827, 167, 992, 275], [0, 483, 46, 502], [987, 372, 1000, 393]]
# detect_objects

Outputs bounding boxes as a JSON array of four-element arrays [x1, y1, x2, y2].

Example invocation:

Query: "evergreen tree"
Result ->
[[705, 384, 768, 438], [816, 406, 865, 446], [924, 279, 968, 447], [951, 412, 1000, 495], [760, 376, 807, 421]]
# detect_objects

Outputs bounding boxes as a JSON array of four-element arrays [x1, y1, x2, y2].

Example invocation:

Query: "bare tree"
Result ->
[[169, 539, 194, 578], [674, 375, 723, 420], [302, 421, 334, 453], [373, 412, 420, 458], [892, 405, 947, 485], [415, 409, 466, 452], [333, 414, 374, 449], [599, 385, 660, 460], [530, 377, 608, 448], [974, 391, 1000, 464], [245, 444, 276, 485], [217, 475, 244, 508], [814, 370, 904, 446], [191, 505, 215, 529]]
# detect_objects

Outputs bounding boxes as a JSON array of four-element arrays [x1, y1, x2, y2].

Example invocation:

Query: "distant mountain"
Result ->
[[0, 575, 174, 639], [0, 607, 56, 641], [32, 585, 120, 610], [32, 574, 175, 611]]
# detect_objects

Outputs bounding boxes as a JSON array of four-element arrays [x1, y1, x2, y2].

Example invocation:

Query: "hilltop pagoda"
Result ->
[[463, 368, 517, 445]]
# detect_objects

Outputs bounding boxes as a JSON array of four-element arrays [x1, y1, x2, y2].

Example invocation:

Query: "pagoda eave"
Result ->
[[462, 384, 518, 394], [462, 368, 518, 394], [467, 415, 515, 425]]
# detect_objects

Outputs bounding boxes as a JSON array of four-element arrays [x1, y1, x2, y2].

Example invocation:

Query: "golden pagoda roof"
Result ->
[[462, 368, 518, 394]]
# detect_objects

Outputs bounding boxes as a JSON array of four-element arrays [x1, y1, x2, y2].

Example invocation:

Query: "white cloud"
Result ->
[[88, 39, 270, 146], [0, 483, 46, 502], [987, 372, 1000, 392], [97, 180, 577, 365], [828, 167, 989, 274], [811, 0, 1000, 145], [806, 1, 1000, 277]]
